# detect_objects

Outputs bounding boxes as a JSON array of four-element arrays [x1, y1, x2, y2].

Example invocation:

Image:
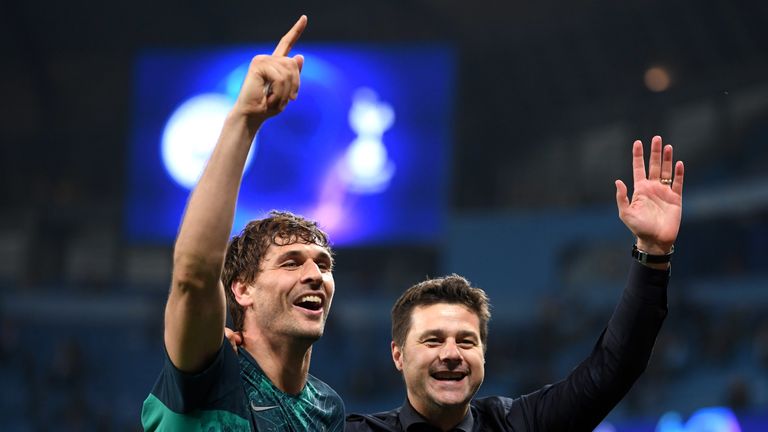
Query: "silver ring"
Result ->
[[660, 178, 673, 185]]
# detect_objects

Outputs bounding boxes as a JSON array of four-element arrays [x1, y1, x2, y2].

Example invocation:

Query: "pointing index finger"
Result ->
[[273, 15, 307, 57]]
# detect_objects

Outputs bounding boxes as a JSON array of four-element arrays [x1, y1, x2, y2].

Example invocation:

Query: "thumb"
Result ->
[[615, 180, 629, 215]]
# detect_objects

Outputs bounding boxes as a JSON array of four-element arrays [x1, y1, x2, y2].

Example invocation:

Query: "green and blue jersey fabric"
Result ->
[[142, 342, 345, 431]]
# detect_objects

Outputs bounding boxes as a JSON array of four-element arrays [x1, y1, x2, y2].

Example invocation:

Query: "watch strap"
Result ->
[[632, 244, 674, 264]]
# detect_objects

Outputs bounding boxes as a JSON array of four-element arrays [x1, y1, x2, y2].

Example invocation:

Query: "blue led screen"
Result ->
[[127, 44, 455, 245]]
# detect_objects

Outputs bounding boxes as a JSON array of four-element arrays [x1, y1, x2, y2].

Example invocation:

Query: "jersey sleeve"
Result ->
[[141, 340, 250, 431]]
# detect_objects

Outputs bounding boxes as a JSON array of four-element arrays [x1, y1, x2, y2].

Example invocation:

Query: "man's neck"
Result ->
[[410, 398, 468, 432], [241, 330, 313, 395]]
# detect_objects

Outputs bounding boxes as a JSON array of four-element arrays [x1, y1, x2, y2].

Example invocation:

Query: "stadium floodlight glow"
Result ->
[[161, 93, 256, 190], [644, 65, 672, 93], [656, 407, 742, 432]]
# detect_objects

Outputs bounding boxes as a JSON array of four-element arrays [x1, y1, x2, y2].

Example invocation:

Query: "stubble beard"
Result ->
[[250, 297, 327, 339], [278, 310, 327, 343]]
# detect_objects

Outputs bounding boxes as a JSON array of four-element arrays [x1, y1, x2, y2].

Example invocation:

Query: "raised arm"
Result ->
[[164, 16, 307, 373], [523, 136, 685, 430]]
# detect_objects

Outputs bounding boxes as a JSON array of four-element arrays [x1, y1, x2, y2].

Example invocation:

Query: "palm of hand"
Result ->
[[615, 136, 685, 253], [621, 179, 682, 249]]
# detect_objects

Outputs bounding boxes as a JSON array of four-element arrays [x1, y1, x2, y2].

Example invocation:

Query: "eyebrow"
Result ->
[[275, 249, 333, 265], [417, 329, 479, 340]]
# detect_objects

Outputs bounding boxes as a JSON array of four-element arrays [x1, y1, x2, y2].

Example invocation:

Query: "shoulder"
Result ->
[[142, 342, 250, 431], [306, 373, 344, 405], [143, 341, 246, 416], [471, 395, 517, 412], [346, 407, 401, 431], [307, 373, 341, 394], [469, 396, 530, 430], [305, 373, 346, 430]]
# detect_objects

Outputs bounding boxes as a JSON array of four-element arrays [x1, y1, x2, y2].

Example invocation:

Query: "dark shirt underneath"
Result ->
[[346, 261, 669, 431]]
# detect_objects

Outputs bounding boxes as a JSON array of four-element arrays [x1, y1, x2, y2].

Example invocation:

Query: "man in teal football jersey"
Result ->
[[141, 16, 345, 431]]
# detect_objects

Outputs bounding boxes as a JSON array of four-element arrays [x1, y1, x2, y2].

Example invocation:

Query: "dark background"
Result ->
[[1, 0, 767, 430]]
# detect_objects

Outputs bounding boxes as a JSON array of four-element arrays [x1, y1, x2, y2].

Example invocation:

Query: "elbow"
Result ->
[[171, 251, 225, 294]]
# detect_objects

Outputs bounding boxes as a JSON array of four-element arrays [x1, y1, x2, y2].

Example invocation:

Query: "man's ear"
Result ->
[[231, 280, 254, 307], [391, 341, 403, 371]]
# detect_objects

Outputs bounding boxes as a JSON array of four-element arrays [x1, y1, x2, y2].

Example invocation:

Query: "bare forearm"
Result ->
[[173, 111, 262, 283]]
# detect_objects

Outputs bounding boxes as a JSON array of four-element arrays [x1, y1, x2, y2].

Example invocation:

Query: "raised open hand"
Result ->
[[615, 136, 684, 255], [233, 15, 307, 122]]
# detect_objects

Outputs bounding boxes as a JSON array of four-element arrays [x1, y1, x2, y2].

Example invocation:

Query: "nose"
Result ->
[[439, 339, 463, 366], [300, 260, 323, 288]]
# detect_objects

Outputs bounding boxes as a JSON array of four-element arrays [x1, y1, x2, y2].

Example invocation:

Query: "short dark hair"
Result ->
[[222, 210, 332, 331], [391, 274, 491, 349]]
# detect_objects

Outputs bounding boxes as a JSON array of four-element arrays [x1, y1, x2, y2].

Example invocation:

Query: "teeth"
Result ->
[[300, 295, 321, 304], [432, 372, 466, 381]]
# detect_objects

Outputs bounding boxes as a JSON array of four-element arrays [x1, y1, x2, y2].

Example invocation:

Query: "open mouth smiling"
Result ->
[[430, 371, 468, 381], [294, 294, 323, 312]]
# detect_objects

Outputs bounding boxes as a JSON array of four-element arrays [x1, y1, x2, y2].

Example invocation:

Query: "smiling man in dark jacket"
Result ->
[[347, 135, 684, 431]]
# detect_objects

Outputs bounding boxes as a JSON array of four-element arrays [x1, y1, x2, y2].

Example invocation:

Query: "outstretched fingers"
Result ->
[[273, 15, 307, 57], [631, 140, 646, 185], [661, 144, 674, 181], [647, 135, 663, 180], [672, 161, 685, 195]]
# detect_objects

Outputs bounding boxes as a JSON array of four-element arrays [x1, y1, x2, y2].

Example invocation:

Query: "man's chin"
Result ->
[[288, 324, 325, 342], [427, 382, 479, 408], [428, 391, 473, 408]]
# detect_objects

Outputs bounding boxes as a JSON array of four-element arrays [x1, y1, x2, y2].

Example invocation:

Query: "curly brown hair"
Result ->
[[222, 210, 333, 331], [391, 274, 491, 350]]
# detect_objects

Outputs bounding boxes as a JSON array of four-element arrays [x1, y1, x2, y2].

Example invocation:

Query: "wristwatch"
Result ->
[[632, 244, 674, 264]]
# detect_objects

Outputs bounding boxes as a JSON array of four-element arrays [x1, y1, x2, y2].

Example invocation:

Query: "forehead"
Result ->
[[262, 241, 332, 261], [408, 303, 480, 336]]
